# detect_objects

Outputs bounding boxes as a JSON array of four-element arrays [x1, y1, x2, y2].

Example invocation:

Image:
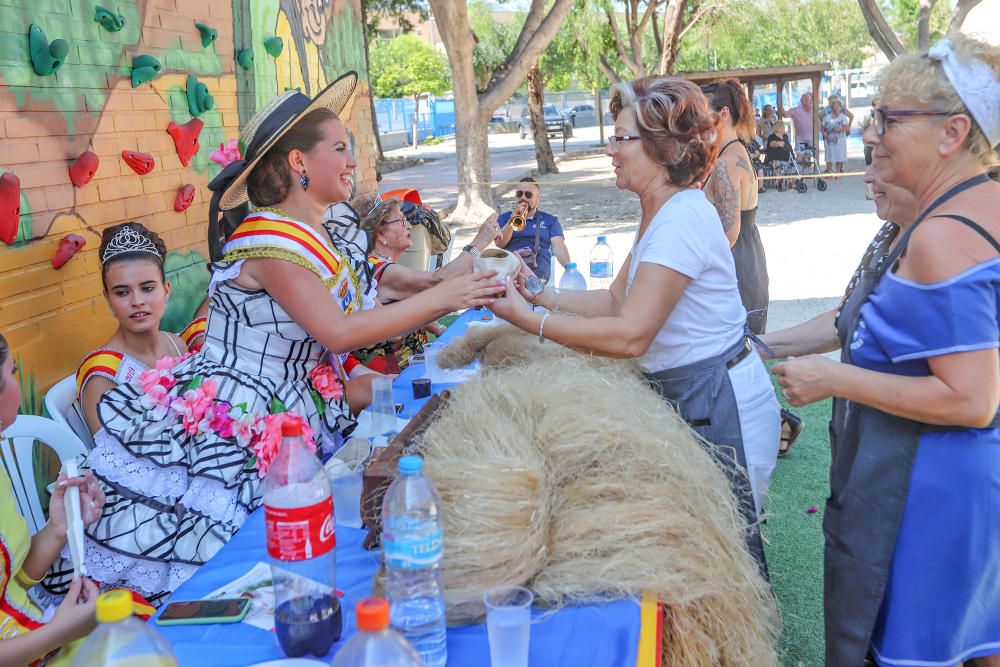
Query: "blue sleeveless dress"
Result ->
[[850, 257, 1000, 666]]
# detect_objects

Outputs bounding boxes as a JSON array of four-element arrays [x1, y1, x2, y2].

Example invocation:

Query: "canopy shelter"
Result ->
[[678, 63, 831, 150]]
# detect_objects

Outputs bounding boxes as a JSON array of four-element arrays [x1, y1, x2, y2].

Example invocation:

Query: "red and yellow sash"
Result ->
[[222, 211, 361, 316], [179, 317, 207, 353], [76, 349, 124, 397]]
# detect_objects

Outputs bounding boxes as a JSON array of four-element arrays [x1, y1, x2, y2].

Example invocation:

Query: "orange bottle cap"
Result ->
[[356, 597, 390, 632]]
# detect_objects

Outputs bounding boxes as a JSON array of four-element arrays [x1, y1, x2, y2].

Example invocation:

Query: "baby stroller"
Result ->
[[793, 142, 827, 192]]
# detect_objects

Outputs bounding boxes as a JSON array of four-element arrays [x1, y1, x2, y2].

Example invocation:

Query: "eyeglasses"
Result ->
[[608, 135, 642, 152], [383, 217, 409, 227], [872, 108, 952, 136], [514, 190, 534, 199]]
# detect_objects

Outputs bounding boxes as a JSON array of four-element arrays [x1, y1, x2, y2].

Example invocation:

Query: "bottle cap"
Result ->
[[96, 589, 134, 623], [281, 420, 302, 437], [597, 235, 607, 243], [398, 455, 423, 474], [356, 597, 390, 632], [565, 262, 577, 270]]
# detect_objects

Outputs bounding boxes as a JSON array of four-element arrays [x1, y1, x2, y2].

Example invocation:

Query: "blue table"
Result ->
[[156, 309, 646, 666]]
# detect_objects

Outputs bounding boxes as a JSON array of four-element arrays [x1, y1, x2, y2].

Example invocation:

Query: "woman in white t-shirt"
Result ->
[[492, 77, 780, 562]]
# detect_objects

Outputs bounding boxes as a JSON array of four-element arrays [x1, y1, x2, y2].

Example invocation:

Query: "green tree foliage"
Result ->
[[361, 0, 428, 40], [676, 0, 872, 71], [884, 0, 951, 51], [370, 34, 451, 99], [470, 0, 520, 91]]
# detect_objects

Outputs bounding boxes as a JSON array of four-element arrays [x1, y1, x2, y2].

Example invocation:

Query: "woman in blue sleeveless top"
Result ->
[[773, 34, 1000, 666]]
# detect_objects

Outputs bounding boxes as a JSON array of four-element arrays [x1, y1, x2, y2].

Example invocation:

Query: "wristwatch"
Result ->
[[462, 244, 481, 259]]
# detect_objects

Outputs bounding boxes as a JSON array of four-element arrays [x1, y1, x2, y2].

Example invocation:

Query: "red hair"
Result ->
[[610, 77, 721, 187]]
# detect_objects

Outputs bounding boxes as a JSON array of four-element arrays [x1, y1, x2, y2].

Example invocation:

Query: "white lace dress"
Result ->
[[44, 211, 362, 603]]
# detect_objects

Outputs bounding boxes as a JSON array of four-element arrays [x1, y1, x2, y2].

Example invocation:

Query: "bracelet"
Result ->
[[538, 312, 551, 344], [462, 244, 481, 259]]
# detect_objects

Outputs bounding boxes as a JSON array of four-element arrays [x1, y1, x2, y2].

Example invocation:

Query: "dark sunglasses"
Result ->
[[515, 190, 534, 199]]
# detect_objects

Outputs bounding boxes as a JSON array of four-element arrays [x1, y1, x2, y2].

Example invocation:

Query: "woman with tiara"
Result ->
[[44, 72, 503, 604]]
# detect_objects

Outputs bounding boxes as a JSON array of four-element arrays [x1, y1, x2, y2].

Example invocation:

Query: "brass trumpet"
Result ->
[[509, 200, 530, 231]]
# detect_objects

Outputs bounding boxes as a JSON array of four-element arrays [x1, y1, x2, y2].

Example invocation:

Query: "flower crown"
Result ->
[[101, 226, 162, 264]]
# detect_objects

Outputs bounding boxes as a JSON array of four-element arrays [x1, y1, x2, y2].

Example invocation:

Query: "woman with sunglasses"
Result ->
[[492, 77, 780, 571], [774, 33, 1000, 666], [352, 196, 501, 372]]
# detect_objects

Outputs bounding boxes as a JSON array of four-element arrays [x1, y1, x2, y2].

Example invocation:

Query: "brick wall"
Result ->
[[0, 0, 375, 403]]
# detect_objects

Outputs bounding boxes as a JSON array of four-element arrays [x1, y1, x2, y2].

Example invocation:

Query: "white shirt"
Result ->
[[626, 189, 746, 372]]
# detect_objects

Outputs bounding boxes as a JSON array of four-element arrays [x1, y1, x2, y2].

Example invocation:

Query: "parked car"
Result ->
[[562, 103, 596, 127], [519, 104, 572, 140]]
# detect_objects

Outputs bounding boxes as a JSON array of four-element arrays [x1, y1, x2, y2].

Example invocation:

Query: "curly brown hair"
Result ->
[[246, 107, 339, 206], [98, 222, 167, 290], [610, 77, 721, 187], [701, 78, 755, 143]]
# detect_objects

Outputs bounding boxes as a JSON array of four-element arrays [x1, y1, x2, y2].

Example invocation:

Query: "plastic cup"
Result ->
[[412, 378, 431, 399], [331, 473, 363, 529], [370, 375, 396, 435], [424, 345, 444, 384], [484, 586, 532, 667]]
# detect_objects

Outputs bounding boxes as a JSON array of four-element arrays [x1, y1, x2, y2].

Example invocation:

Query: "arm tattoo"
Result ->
[[735, 154, 752, 174], [710, 158, 740, 232]]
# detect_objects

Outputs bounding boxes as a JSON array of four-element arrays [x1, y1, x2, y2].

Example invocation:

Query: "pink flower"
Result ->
[[209, 401, 235, 438], [171, 380, 219, 435], [229, 406, 258, 449], [252, 411, 315, 476], [209, 139, 242, 168], [309, 364, 343, 401]]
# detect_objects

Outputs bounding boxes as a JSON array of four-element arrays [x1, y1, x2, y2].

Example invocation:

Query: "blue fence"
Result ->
[[374, 98, 456, 145]]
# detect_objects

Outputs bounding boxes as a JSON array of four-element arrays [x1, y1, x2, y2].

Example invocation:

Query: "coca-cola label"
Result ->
[[265, 498, 335, 561]]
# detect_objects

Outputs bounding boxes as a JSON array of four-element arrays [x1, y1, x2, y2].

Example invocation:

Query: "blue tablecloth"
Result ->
[[155, 309, 643, 666]]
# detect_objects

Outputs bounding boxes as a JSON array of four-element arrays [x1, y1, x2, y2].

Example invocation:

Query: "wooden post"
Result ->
[[811, 74, 821, 156]]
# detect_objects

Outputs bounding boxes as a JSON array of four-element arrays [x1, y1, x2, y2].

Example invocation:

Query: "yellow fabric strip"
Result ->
[[75, 351, 123, 392], [636, 590, 659, 667]]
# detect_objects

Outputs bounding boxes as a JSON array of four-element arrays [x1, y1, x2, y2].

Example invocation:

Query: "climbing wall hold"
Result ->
[[52, 234, 86, 269], [121, 150, 155, 175], [263, 36, 283, 58], [195, 22, 217, 48], [131, 54, 161, 88], [186, 74, 215, 117], [94, 6, 125, 32], [28, 24, 69, 76], [167, 117, 204, 167], [209, 139, 241, 168], [174, 184, 196, 212], [69, 151, 100, 187], [236, 48, 254, 70], [0, 172, 21, 245]]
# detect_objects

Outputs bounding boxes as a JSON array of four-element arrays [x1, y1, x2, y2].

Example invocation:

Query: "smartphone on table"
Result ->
[[155, 598, 251, 626]]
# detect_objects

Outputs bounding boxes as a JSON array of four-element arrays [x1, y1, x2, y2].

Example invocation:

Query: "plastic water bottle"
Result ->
[[382, 455, 447, 667], [331, 597, 425, 667], [262, 420, 342, 658], [72, 589, 178, 667], [589, 235, 614, 289], [558, 262, 587, 291]]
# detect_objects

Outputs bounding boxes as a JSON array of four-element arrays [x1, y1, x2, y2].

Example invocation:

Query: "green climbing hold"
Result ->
[[263, 36, 283, 58], [236, 48, 254, 70], [94, 6, 125, 32], [130, 55, 161, 88], [194, 22, 217, 48], [28, 24, 69, 76], [186, 74, 215, 117]]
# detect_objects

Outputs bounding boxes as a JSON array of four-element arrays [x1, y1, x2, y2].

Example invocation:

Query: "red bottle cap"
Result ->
[[281, 421, 302, 437], [356, 597, 390, 632]]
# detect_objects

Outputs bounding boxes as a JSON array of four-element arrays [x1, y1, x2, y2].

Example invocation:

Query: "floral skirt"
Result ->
[[43, 353, 355, 602]]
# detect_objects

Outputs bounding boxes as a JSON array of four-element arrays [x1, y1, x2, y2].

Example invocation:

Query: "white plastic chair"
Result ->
[[0, 415, 88, 534], [44, 374, 95, 450]]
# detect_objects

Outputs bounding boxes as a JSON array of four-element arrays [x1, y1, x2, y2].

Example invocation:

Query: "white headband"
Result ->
[[102, 226, 162, 264], [927, 38, 1000, 148]]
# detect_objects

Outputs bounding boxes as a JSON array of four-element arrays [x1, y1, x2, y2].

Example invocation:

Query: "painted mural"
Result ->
[[0, 0, 376, 408]]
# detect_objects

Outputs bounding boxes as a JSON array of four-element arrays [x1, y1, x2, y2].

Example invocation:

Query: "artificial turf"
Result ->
[[763, 390, 834, 667]]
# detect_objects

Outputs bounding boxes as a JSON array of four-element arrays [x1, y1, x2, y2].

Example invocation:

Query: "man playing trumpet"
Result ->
[[495, 177, 571, 283]]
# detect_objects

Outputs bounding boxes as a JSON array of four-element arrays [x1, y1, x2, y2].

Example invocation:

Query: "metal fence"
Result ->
[[374, 97, 456, 145]]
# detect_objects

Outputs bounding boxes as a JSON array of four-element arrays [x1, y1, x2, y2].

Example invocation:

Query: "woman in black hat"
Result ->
[[43, 73, 504, 604]]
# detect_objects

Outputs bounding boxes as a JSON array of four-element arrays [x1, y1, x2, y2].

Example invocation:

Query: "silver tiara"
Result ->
[[368, 192, 384, 215], [101, 226, 162, 264]]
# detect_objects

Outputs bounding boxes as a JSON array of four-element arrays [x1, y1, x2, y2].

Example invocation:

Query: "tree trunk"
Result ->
[[597, 87, 605, 144], [412, 95, 420, 150], [949, 0, 982, 34], [857, 0, 907, 60], [527, 64, 558, 174], [917, 0, 938, 50]]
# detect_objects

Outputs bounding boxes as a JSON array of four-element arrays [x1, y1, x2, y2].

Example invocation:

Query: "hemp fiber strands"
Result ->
[[416, 326, 779, 666]]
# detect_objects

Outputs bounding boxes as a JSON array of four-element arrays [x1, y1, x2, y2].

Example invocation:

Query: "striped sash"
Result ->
[[179, 317, 208, 353], [76, 349, 145, 397]]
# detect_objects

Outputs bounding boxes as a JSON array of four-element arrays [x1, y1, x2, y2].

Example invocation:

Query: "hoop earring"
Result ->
[[299, 172, 309, 191]]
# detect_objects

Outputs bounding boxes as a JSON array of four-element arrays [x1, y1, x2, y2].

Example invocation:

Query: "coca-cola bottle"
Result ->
[[262, 419, 342, 658]]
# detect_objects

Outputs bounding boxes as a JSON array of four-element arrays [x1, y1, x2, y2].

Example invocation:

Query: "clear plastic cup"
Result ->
[[370, 375, 397, 435], [484, 586, 532, 667], [331, 472, 363, 529]]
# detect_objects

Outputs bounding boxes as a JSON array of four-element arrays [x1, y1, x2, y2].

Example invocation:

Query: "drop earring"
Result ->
[[299, 171, 309, 191]]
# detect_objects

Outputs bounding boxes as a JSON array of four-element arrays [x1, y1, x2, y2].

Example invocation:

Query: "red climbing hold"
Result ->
[[0, 172, 21, 245], [174, 184, 196, 212], [52, 233, 86, 269], [69, 151, 100, 187], [122, 150, 155, 175], [167, 117, 204, 168]]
